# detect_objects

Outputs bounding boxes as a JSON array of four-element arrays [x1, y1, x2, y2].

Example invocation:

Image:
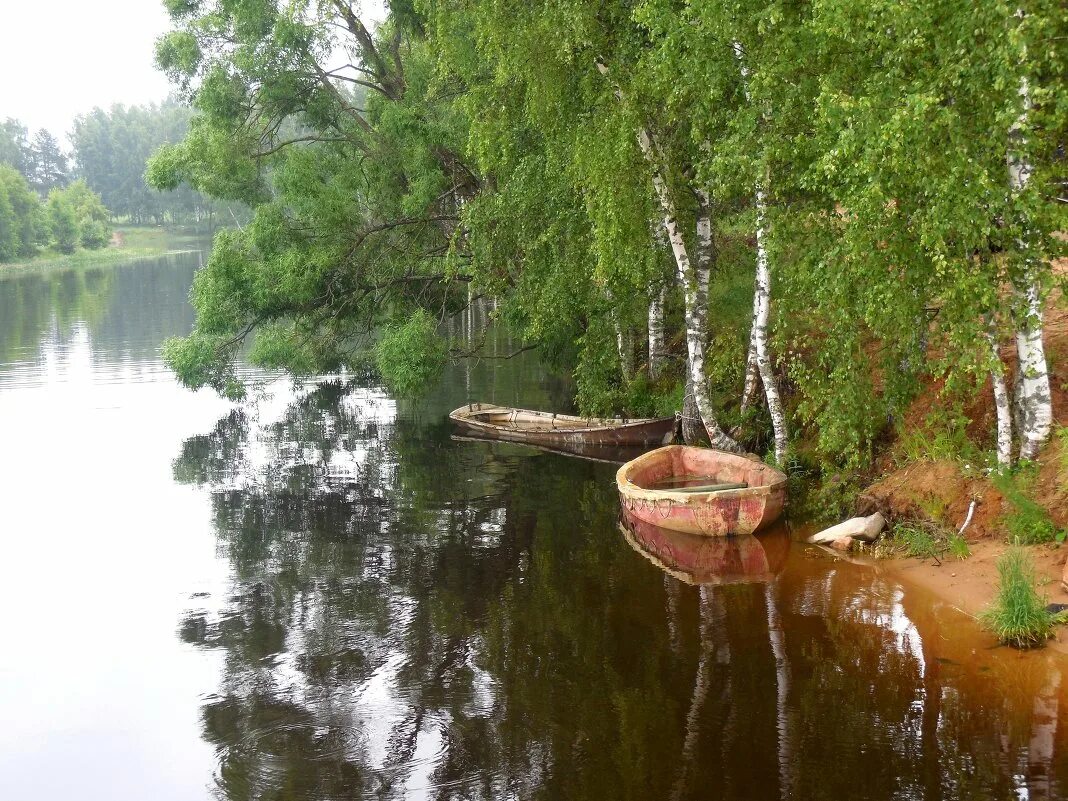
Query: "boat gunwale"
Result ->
[[615, 445, 787, 503], [449, 403, 675, 435]]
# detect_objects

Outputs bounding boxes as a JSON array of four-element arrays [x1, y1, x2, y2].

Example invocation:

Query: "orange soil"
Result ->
[[849, 258, 1068, 651], [883, 539, 1068, 655]]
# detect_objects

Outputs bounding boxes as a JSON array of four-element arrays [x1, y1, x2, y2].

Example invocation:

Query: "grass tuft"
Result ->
[[978, 546, 1054, 649], [871, 522, 967, 564], [992, 466, 1066, 545]]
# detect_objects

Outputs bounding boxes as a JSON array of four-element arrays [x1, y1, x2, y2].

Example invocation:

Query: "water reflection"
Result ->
[[176, 379, 1067, 800], [620, 513, 790, 585], [1, 253, 1065, 801]]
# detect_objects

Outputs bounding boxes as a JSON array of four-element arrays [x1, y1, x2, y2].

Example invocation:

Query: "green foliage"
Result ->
[[148, 0, 1065, 472], [871, 521, 972, 562], [979, 547, 1054, 649], [887, 524, 941, 561], [46, 191, 79, 254], [71, 101, 223, 225], [374, 311, 446, 397], [162, 333, 246, 400], [947, 533, 971, 561], [898, 406, 981, 466], [63, 180, 112, 249], [42, 183, 113, 256], [992, 466, 1067, 545], [0, 165, 46, 261]]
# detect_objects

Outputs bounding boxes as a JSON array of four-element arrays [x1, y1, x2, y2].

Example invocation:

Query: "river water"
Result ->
[[0, 249, 1065, 800]]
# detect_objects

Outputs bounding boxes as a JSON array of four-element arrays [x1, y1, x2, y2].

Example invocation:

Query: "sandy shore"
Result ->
[[881, 539, 1068, 655]]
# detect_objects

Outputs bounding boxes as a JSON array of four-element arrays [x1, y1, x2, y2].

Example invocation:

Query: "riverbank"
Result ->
[[882, 539, 1068, 655], [1, 225, 207, 271]]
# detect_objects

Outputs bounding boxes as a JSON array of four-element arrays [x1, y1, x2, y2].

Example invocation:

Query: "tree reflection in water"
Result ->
[[174, 380, 1066, 801]]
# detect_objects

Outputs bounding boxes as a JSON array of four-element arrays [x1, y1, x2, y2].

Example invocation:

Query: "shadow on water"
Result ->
[[174, 375, 1068, 801]]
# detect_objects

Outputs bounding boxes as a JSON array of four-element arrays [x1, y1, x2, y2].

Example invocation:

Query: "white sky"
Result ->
[[0, 1, 387, 144], [0, 1, 174, 140]]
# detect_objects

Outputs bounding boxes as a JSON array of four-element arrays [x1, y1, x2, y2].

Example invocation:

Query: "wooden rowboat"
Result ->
[[449, 403, 677, 448], [619, 511, 789, 585], [616, 445, 787, 537]]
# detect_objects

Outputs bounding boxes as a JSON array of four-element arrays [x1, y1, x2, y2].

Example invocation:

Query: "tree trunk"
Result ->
[[986, 324, 1014, 468], [732, 42, 788, 463], [753, 184, 788, 464], [595, 58, 738, 451], [635, 130, 737, 450], [1006, 66, 1053, 460], [648, 284, 666, 380], [739, 343, 760, 415], [682, 370, 708, 445], [608, 288, 634, 382]]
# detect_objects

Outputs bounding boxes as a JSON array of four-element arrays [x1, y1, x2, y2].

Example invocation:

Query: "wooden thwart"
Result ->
[[669, 481, 749, 494]]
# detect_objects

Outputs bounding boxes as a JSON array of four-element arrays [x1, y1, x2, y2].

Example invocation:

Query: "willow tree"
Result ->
[[150, 0, 481, 397]]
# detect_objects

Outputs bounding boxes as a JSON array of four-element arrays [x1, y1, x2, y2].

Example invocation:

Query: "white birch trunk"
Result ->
[[648, 284, 666, 380], [739, 343, 760, 414], [647, 158, 735, 450], [733, 42, 788, 463], [1007, 59, 1053, 460], [607, 288, 634, 382], [596, 58, 739, 451], [753, 185, 788, 464], [986, 324, 1014, 467]]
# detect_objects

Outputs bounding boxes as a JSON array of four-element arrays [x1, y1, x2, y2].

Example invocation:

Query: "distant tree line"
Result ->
[[0, 120, 70, 196], [70, 100, 223, 225]]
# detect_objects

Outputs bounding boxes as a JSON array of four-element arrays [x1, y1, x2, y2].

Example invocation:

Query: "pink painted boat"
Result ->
[[616, 445, 787, 537], [619, 511, 789, 585]]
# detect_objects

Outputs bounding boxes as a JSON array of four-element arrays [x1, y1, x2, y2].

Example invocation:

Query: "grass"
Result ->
[[1, 225, 206, 272], [869, 521, 971, 563], [978, 546, 1055, 649], [991, 465, 1067, 545]]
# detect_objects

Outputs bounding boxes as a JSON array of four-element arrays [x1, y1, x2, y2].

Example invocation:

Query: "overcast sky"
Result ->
[[0, 2, 174, 139], [0, 1, 386, 143]]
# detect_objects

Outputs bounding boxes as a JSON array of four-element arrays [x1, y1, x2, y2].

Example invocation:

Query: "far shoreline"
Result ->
[[1, 225, 210, 272]]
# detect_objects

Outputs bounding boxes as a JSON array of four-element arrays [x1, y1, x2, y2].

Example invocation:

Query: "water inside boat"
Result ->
[[644, 473, 750, 492]]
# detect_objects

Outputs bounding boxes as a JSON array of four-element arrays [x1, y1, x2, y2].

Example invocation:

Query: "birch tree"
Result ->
[[1006, 11, 1054, 460]]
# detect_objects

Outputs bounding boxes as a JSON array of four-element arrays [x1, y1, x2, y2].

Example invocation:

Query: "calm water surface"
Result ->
[[0, 250, 1065, 800]]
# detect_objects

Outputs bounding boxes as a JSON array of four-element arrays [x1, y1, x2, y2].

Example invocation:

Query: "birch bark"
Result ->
[[1006, 52, 1053, 460], [648, 284, 666, 380], [596, 58, 739, 451], [986, 324, 1014, 467], [732, 42, 789, 463], [608, 288, 635, 382]]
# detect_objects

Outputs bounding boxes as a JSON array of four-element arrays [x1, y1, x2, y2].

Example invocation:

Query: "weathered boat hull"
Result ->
[[616, 445, 787, 536], [449, 403, 677, 448], [619, 511, 789, 585]]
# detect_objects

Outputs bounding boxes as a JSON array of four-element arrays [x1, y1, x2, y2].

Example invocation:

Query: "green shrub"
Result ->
[[992, 467, 1066, 545], [872, 522, 969, 563], [890, 524, 940, 559], [978, 547, 1054, 649], [897, 406, 980, 465]]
